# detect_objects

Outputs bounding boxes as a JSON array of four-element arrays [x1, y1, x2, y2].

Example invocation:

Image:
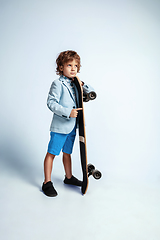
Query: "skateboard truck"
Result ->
[[87, 164, 102, 179], [83, 91, 97, 102]]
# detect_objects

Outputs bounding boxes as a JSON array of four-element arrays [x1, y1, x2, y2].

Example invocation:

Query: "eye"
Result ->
[[68, 64, 71, 67], [75, 65, 77, 68]]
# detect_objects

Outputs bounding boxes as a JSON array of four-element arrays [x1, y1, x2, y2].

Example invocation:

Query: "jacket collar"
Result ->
[[59, 75, 73, 82], [59, 75, 76, 102]]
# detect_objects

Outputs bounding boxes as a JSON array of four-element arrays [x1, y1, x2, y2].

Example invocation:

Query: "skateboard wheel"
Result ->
[[92, 170, 102, 180], [87, 164, 95, 172], [88, 91, 96, 100]]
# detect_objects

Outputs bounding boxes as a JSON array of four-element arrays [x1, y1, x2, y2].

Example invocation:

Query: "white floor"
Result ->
[[0, 159, 160, 240]]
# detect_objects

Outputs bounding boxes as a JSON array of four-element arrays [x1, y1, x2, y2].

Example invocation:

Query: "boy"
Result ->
[[42, 50, 89, 197]]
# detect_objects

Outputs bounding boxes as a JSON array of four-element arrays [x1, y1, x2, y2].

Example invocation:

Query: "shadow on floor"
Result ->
[[0, 132, 42, 188]]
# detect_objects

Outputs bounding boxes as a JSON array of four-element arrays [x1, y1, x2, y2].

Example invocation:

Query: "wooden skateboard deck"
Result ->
[[73, 77, 101, 194], [73, 77, 89, 194]]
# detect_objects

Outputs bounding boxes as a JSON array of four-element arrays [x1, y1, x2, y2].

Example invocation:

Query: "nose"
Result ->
[[71, 65, 75, 70]]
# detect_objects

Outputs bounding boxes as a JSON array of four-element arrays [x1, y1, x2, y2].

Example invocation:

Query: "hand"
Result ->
[[69, 108, 82, 118]]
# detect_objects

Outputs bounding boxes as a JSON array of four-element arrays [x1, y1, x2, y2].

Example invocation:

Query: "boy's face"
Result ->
[[61, 59, 78, 78]]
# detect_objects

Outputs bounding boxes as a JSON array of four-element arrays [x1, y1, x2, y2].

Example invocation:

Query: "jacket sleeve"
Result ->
[[82, 83, 95, 94], [47, 80, 72, 120]]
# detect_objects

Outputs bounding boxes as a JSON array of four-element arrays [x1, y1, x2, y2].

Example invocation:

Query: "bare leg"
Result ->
[[62, 152, 72, 179], [44, 152, 55, 184]]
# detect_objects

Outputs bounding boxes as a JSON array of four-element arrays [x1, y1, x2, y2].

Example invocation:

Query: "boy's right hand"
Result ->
[[69, 108, 82, 118]]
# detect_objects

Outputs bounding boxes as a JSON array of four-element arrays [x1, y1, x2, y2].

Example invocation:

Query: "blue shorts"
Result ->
[[47, 126, 76, 156]]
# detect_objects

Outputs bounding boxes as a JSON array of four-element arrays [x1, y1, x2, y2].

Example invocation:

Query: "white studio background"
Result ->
[[0, 0, 160, 239], [0, 0, 160, 183]]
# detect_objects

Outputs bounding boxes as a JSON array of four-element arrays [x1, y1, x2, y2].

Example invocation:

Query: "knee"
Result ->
[[47, 152, 55, 159], [63, 152, 70, 158]]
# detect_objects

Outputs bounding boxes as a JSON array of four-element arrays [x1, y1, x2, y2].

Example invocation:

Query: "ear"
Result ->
[[59, 65, 63, 71]]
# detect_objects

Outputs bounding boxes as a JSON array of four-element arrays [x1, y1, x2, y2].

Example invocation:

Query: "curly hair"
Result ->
[[56, 50, 81, 75]]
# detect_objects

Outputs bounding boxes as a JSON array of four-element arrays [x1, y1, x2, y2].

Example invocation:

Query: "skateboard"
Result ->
[[73, 77, 102, 195]]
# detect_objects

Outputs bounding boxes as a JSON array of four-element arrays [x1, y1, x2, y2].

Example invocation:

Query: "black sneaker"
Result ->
[[42, 181, 58, 197], [63, 175, 82, 186]]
